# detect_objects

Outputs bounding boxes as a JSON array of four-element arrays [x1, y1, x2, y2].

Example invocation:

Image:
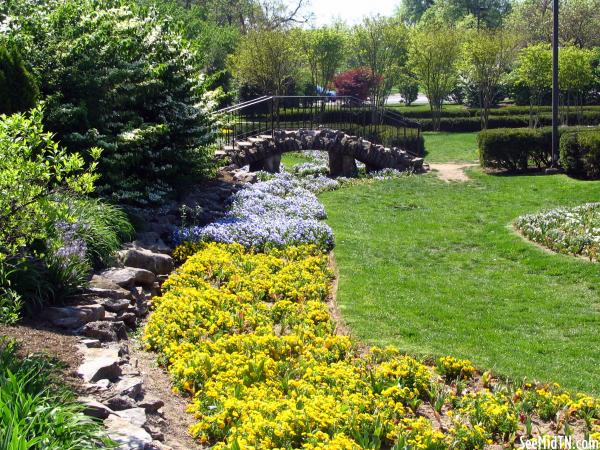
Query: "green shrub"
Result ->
[[478, 128, 541, 171], [0, 338, 113, 449], [0, 43, 38, 115], [560, 130, 600, 178], [0, 108, 132, 311]]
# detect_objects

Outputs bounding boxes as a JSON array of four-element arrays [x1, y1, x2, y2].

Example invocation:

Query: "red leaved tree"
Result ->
[[333, 67, 382, 101]]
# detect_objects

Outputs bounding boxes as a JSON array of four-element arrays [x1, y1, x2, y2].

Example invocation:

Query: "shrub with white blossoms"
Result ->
[[174, 172, 334, 250], [514, 203, 600, 261]]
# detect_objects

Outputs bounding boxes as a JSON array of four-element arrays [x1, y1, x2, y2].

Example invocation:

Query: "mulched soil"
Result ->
[[0, 319, 84, 390]]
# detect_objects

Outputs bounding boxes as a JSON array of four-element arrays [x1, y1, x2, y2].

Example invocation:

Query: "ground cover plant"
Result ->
[[515, 203, 600, 261]]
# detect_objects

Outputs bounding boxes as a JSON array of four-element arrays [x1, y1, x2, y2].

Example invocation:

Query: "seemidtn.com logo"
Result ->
[[520, 436, 599, 449]]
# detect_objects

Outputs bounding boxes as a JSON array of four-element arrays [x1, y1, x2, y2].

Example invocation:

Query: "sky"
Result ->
[[303, 0, 399, 26]]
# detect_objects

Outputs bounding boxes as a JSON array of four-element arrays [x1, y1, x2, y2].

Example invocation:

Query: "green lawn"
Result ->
[[321, 170, 600, 394], [423, 132, 479, 163], [281, 152, 314, 170]]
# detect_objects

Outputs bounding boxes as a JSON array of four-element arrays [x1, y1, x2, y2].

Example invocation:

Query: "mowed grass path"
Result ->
[[320, 168, 600, 394]]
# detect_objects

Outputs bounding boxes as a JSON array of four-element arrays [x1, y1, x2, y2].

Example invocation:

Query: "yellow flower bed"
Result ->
[[145, 243, 600, 449]]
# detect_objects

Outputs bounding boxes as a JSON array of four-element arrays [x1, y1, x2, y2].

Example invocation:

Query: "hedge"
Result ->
[[420, 112, 600, 132], [389, 105, 600, 119], [478, 126, 599, 172], [560, 129, 600, 178]]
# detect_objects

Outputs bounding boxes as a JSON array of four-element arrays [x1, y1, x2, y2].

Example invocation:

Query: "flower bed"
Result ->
[[514, 203, 600, 261], [151, 167, 600, 448], [146, 242, 600, 449]]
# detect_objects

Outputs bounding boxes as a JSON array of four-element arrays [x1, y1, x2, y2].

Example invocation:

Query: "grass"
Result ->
[[281, 152, 315, 170], [423, 132, 479, 163], [321, 166, 600, 394]]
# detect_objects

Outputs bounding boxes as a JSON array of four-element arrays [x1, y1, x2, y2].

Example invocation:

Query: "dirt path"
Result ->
[[429, 163, 478, 182]]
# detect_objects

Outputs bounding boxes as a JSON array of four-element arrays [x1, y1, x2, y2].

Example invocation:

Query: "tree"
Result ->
[[0, 43, 38, 115], [229, 29, 300, 95], [333, 67, 382, 100], [352, 15, 409, 110], [507, 0, 600, 47], [19, 3, 217, 205], [397, 72, 419, 105], [300, 27, 347, 95], [513, 43, 552, 127], [409, 24, 462, 131], [558, 45, 595, 124], [461, 29, 517, 129], [396, 0, 435, 25], [412, 0, 512, 29]]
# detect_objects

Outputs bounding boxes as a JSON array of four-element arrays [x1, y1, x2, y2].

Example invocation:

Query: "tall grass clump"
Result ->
[[0, 338, 113, 449]]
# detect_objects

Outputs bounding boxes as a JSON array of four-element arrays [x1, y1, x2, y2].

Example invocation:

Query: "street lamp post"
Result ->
[[551, 0, 559, 167]]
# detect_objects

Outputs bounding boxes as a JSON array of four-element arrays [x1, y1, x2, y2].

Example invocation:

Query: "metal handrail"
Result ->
[[213, 96, 422, 152]]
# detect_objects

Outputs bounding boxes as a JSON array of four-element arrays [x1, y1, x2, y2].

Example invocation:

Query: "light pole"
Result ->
[[551, 0, 559, 168]]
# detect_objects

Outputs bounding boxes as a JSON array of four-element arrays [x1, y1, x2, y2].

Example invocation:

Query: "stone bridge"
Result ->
[[217, 128, 425, 177]]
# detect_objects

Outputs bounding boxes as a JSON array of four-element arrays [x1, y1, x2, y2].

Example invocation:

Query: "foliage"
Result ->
[[0, 42, 38, 115], [299, 27, 347, 94], [0, 107, 99, 259], [0, 337, 113, 448], [558, 46, 595, 124], [460, 29, 517, 129], [229, 28, 301, 95], [560, 129, 600, 178], [5, 1, 217, 205], [0, 261, 21, 325], [333, 67, 382, 101], [352, 15, 409, 108], [507, 0, 600, 48], [478, 127, 552, 171], [515, 203, 600, 261], [513, 43, 552, 127], [409, 23, 463, 131], [397, 72, 419, 106]]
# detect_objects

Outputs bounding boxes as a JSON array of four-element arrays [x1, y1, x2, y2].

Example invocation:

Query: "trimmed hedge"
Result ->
[[420, 112, 600, 132], [560, 130, 600, 178], [478, 126, 600, 172], [389, 105, 600, 119], [478, 128, 550, 172]]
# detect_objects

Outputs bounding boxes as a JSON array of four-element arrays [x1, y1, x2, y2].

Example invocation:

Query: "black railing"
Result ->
[[213, 96, 422, 149]]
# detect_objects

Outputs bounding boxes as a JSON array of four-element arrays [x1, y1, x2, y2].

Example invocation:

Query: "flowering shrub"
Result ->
[[514, 203, 600, 260]]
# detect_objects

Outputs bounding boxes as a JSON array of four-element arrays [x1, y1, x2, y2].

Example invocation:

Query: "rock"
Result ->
[[100, 267, 156, 289], [137, 396, 164, 414], [118, 248, 174, 276], [104, 311, 117, 321], [87, 275, 133, 300], [78, 347, 122, 382], [104, 414, 153, 449], [81, 338, 102, 348], [106, 395, 137, 411], [117, 407, 147, 428], [42, 304, 105, 329], [98, 298, 132, 314], [79, 397, 113, 419], [119, 312, 138, 328], [114, 376, 144, 399], [95, 379, 111, 390], [134, 232, 171, 254], [143, 426, 164, 441], [82, 321, 128, 342]]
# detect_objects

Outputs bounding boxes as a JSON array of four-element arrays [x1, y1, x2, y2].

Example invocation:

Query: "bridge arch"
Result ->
[[220, 128, 424, 177]]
